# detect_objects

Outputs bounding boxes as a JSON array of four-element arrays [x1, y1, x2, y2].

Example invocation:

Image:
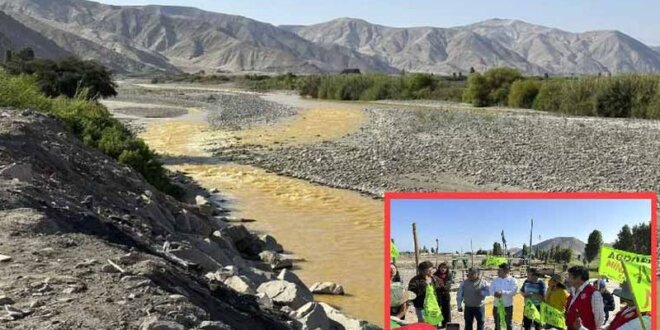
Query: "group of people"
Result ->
[[390, 262, 651, 330]]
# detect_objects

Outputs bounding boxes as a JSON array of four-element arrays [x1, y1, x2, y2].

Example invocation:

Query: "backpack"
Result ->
[[422, 283, 443, 325]]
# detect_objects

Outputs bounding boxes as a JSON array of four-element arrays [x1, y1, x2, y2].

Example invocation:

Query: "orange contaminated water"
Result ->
[[139, 99, 384, 325]]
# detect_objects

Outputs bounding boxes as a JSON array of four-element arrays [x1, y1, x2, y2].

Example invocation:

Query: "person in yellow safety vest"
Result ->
[[574, 282, 650, 330], [545, 273, 569, 313]]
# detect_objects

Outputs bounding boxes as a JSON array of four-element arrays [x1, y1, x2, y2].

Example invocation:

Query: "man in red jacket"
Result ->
[[565, 266, 605, 330]]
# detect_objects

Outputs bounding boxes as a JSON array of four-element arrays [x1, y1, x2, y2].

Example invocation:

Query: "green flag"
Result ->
[[598, 245, 651, 282], [622, 262, 652, 312], [485, 255, 507, 267], [524, 301, 541, 323], [540, 302, 566, 330], [390, 240, 400, 260]]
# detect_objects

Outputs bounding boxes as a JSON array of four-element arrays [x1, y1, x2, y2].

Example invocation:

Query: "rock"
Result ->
[[218, 225, 264, 257], [209, 188, 219, 194], [309, 282, 345, 295], [0, 163, 33, 182], [167, 294, 188, 303], [293, 302, 330, 330], [257, 280, 313, 309], [259, 250, 292, 270], [277, 269, 307, 289], [63, 283, 87, 294], [4, 305, 23, 319], [0, 254, 11, 262], [139, 315, 185, 330], [0, 296, 14, 305], [259, 234, 284, 253], [199, 320, 231, 330], [319, 302, 366, 330], [101, 264, 120, 273], [255, 292, 273, 310], [195, 195, 215, 216], [223, 275, 255, 295], [118, 252, 141, 265], [205, 265, 237, 283]]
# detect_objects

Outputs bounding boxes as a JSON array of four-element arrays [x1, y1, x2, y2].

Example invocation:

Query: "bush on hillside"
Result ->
[[0, 71, 182, 197], [3, 48, 117, 100], [463, 72, 490, 107], [532, 80, 563, 112]]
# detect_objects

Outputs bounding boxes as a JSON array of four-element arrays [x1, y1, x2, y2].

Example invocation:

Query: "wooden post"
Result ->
[[413, 223, 420, 272], [470, 239, 474, 268]]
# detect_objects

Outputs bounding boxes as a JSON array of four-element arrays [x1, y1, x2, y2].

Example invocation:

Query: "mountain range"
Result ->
[[1, 0, 660, 75], [513, 237, 586, 257]]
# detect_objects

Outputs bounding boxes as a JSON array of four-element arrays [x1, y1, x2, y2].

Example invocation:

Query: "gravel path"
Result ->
[[227, 105, 660, 196]]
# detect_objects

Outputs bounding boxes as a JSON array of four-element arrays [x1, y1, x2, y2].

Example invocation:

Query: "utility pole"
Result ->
[[413, 223, 419, 272], [470, 239, 474, 268], [435, 238, 439, 266], [528, 218, 534, 266]]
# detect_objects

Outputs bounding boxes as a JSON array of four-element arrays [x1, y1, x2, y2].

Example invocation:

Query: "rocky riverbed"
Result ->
[[221, 104, 660, 196]]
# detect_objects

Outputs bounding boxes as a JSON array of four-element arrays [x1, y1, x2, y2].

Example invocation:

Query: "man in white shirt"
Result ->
[[490, 263, 517, 330]]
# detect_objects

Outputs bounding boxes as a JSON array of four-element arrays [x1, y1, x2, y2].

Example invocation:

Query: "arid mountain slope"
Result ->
[[283, 18, 660, 75]]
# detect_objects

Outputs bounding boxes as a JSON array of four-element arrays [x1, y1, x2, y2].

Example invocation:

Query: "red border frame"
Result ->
[[384, 192, 658, 329]]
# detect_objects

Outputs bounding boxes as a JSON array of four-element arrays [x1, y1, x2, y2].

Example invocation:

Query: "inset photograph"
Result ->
[[386, 193, 656, 330]]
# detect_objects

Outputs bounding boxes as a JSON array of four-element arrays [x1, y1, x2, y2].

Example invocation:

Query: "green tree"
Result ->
[[522, 244, 529, 258], [463, 72, 489, 107], [493, 242, 503, 256], [630, 223, 651, 254], [613, 225, 635, 251], [584, 230, 603, 264], [3, 48, 117, 100]]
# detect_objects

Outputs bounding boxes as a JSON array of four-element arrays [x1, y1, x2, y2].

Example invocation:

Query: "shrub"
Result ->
[[0, 71, 182, 198], [595, 78, 635, 117], [3, 48, 117, 100], [463, 72, 490, 107], [463, 68, 523, 107], [508, 79, 540, 108], [532, 80, 564, 112]]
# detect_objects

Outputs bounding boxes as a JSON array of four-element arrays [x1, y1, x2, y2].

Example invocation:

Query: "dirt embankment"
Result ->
[[0, 109, 375, 330]]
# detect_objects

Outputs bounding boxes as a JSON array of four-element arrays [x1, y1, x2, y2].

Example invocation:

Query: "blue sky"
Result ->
[[390, 199, 651, 252], [95, 0, 660, 45]]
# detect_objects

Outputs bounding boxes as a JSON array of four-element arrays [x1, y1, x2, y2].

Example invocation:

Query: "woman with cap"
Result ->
[[391, 282, 417, 328], [545, 273, 569, 313], [434, 262, 453, 328], [408, 261, 443, 325], [574, 282, 650, 330]]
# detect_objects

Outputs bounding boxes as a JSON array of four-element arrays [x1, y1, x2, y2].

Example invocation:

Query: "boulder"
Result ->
[[319, 302, 367, 330], [294, 302, 330, 330], [195, 195, 215, 216], [257, 280, 313, 309], [277, 269, 307, 289], [259, 251, 293, 270], [309, 282, 345, 295], [259, 234, 284, 253], [139, 316, 185, 330], [223, 275, 255, 295], [255, 292, 273, 310], [0, 254, 12, 262], [217, 225, 264, 257]]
